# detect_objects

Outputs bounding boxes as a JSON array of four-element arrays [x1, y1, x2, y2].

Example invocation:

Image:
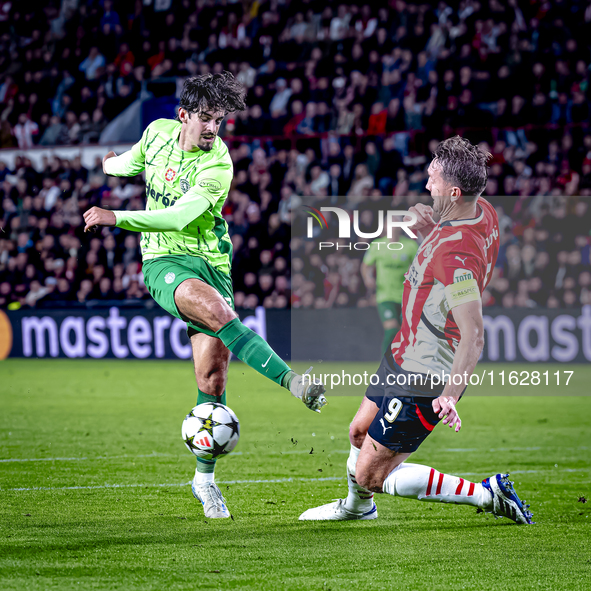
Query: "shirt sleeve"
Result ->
[[103, 126, 148, 176], [192, 160, 233, 207], [114, 192, 210, 232], [432, 242, 485, 310]]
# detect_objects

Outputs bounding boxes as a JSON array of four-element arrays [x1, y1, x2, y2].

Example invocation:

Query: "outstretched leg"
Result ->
[[176, 278, 291, 385], [175, 278, 326, 411], [355, 438, 533, 523], [355, 434, 491, 508]]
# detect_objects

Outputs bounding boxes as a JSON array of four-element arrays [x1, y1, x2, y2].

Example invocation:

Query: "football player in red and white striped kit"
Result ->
[[300, 136, 534, 524]]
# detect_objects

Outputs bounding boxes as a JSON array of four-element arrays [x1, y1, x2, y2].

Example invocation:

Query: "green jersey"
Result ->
[[106, 118, 234, 275], [363, 236, 418, 303]]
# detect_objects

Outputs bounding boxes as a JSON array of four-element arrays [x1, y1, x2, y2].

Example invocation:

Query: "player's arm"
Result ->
[[83, 188, 212, 233], [360, 261, 376, 291], [84, 163, 232, 233], [433, 282, 484, 432], [433, 298, 484, 431], [361, 246, 377, 291], [102, 135, 146, 177], [404, 203, 437, 240], [431, 245, 485, 431], [103, 151, 117, 173]]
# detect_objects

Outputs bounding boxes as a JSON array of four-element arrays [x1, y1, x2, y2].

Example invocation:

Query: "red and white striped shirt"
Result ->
[[391, 197, 499, 375]]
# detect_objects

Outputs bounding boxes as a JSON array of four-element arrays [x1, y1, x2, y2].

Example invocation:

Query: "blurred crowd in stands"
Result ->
[[0, 0, 590, 310], [1, 146, 590, 311], [1, 0, 591, 146]]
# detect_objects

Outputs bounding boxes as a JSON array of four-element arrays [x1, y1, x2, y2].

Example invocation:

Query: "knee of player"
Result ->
[[356, 468, 383, 493], [209, 302, 237, 331], [349, 423, 367, 448]]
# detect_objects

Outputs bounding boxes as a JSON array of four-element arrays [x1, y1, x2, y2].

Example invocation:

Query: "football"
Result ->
[[182, 402, 240, 460]]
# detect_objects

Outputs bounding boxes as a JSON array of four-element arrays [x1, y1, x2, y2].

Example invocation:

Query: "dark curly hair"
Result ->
[[432, 135, 492, 198], [176, 71, 247, 119]]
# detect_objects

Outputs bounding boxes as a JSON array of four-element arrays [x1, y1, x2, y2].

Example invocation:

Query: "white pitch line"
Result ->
[[2, 467, 590, 493], [0, 452, 176, 463], [0, 450, 338, 463], [219, 476, 342, 485], [442, 446, 543, 452], [3, 475, 343, 492], [0, 456, 89, 463], [1, 445, 588, 463]]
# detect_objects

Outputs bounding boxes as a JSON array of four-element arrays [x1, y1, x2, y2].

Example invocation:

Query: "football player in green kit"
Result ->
[[361, 226, 418, 354], [83, 72, 326, 518]]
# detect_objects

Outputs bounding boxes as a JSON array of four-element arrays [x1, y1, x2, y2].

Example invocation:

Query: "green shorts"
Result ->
[[377, 301, 402, 324], [142, 254, 234, 338]]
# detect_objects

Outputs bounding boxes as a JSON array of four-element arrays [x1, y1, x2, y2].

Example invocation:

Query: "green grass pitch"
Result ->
[[1, 359, 590, 591]]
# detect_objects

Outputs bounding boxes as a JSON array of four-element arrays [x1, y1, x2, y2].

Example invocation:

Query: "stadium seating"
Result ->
[[0, 1, 590, 310]]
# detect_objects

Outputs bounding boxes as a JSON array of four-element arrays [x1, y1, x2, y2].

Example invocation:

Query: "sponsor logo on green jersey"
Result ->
[[198, 178, 222, 192]]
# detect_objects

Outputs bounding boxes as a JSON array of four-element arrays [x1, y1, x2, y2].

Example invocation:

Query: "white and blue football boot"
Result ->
[[289, 367, 327, 413], [299, 498, 378, 521], [192, 480, 231, 519], [482, 473, 534, 524]]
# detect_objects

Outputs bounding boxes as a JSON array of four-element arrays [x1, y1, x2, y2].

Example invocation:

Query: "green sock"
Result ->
[[216, 318, 292, 389], [197, 388, 226, 406], [383, 328, 398, 355], [196, 457, 216, 474], [195, 388, 227, 474]]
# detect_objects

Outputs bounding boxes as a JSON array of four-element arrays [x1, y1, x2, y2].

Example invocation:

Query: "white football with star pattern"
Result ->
[[182, 402, 240, 460]]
